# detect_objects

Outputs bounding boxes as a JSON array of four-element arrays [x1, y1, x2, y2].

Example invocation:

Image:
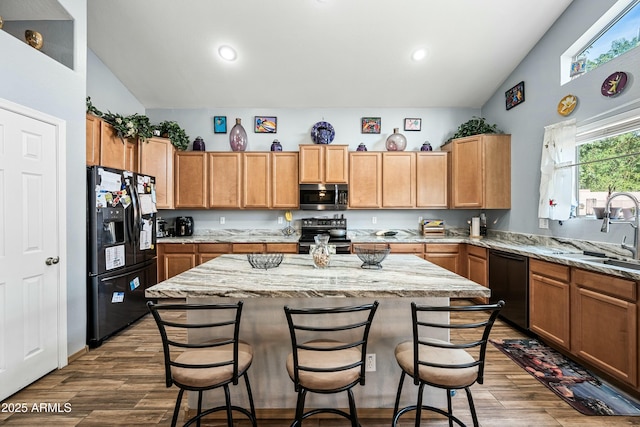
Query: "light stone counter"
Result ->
[[145, 253, 491, 299], [145, 254, 488, 412]]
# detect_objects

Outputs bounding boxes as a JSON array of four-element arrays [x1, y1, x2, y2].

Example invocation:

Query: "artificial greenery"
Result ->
[[102, 112, 154, 142], [158, 120, 190, 151], [86, 96, 103, 117], [450, 116, 501, 140]]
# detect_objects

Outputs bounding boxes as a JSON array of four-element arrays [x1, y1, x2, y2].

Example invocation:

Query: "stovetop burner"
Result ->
[[298, 217, 351, 253]]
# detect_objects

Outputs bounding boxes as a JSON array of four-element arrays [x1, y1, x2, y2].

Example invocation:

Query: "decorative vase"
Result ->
[[420, 141, 433, 151], [311, 235, 331, 269], [192, 136, 205, 151], [270, 139, 283, 151], [356, 143, 368, 151], [386, 128, 407, 151], [229, 118, 248, 151]]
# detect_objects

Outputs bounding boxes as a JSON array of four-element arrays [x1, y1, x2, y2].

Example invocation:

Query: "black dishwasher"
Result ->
[[488, 250, 529, 330]]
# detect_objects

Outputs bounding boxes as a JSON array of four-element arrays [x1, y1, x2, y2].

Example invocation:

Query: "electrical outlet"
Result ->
[[418, 216, 423, 224], [538, 218, 548, 229], [372, 216, 377, 224], [220, 217, 226, 225], [278, 216, 283, 224], [365, 353, 376, 372]]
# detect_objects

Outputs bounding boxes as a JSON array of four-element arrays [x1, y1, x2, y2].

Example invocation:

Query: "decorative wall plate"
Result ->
[[601, 71, 627, 97], [311, 121, 335, 144], [557, 94, 577, 116]]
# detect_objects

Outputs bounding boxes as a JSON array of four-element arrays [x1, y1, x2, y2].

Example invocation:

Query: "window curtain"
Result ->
[[538, 119, 576, 220]]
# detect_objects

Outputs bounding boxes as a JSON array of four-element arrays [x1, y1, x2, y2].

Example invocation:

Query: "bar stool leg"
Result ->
[[171, 388, 185, 427], [243, 373, 257, 427]]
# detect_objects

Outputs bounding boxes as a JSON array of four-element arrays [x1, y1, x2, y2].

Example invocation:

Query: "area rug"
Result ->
[[490, 338, 640, 416]]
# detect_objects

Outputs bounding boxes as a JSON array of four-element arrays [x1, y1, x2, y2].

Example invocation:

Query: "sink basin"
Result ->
[[603, 259, 640, 271]]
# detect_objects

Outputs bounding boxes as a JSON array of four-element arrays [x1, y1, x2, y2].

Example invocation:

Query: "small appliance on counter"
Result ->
[[156, 217, 168, 238], [175, 216, 194, 236]]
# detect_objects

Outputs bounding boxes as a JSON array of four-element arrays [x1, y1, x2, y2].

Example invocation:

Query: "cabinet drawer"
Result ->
[[466, 245, 487, 259], [389, 243, 424, 254], [426, 243, 460, 253], [573, 268, 636, 302], [161, 243, 196, 254], [530, 258, 570, 282], [198, 243, 231, 253], [266, 243, 298, 253], [232, 243, 265, 253]]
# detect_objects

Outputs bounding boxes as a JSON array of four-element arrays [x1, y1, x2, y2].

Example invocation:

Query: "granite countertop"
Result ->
[[156, 229, 640, 280], [145, 254, 491, 299]]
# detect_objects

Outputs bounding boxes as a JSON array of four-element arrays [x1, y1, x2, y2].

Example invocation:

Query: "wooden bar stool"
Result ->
[[392, 300, 504, 427], [284, 301, 379, 427], [147, 301, 257, 427]]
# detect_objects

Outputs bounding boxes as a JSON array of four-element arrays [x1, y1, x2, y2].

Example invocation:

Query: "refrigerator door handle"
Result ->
[[130, 180, 141, 245]]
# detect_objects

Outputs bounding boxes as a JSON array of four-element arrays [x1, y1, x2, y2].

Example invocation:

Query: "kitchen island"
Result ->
[[145, 254, 490, 414]]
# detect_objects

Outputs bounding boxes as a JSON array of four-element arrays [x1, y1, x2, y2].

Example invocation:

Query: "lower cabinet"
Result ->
[[424, 243, 461, 275], [571, 268, 637, 387], [465, 245, 488, 304], [529, 259, 571, 350], [158, 242, 298, 281]]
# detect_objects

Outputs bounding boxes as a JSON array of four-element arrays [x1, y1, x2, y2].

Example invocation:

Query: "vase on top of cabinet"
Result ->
[[229, 118, 248, 151]]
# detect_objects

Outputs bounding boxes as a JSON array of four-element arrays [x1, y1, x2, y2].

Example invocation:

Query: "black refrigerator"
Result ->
[[87, 166, 158, 347]]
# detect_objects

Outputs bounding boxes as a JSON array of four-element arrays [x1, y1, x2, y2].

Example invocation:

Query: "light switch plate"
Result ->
[[539, 218, 549, 229]]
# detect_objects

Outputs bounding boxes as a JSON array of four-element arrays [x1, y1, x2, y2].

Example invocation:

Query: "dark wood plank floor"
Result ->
[[2, 299, 640, 426]]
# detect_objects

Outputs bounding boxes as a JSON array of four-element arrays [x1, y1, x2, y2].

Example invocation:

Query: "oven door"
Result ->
[[299, 184, 348, 210]]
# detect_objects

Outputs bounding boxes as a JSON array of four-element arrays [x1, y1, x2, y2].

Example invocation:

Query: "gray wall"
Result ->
[[481, 0, 638, 249], [0, 0, 87, 355]]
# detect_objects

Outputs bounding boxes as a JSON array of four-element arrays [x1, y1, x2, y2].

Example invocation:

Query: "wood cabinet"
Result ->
[[86, 114, 101, 166], [208, 152, 298, 209], [232, 242, 298, 254], [424, 243, 461, 275], [138, 137, 175, 209], [416, 152, 448, 208], [441, 134, 510, 209], [571, 268, 637, 386], [175, 152, 208, 208], [382, 152, 416, 208], [299, 144, 348, 183], [198, 243, 232, 264], [158, 243, 197, 282], [529, 259, 571, 350], [348, 152, 382, 208], [466, 245, 488, 303], [388, 243, 423, 255], [86, 114, 137, 171]]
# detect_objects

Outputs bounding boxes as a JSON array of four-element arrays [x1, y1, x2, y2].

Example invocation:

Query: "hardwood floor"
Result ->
[[2, 299, 640, 426]]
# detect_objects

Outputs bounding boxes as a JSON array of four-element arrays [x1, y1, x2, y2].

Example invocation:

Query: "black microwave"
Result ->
[[299, 184, 348, 210]]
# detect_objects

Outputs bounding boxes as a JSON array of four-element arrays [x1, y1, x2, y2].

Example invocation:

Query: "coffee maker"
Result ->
[[175, 216, 194, 236]]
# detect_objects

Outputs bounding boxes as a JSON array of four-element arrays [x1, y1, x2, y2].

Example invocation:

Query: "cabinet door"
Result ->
[[175, 152, 208, 208], [571, 269, 637, 386], [529, 260, 570, 350], [416, 152, 448, 208], [163, 253, 196, 280], [325, 145, 349, 183], [243, 153, 270, 208], [450, 136, 483, 208], [348, 152, 382, 208], [466, 246, 488, 304], [198, 243, 231, 264], [99, 120, 126, 170], [209, 152, 242, 208], [382, 152, 416, 208], [424, 244, 460, 275], [271, 152, 299, 208], [125, 139, 138, 172], [232, 243, 266, 253], [139, 137, 175, 209], [299, 145, 324, 183], [86, 114, 101, 166], [266, 243, 298, 253]]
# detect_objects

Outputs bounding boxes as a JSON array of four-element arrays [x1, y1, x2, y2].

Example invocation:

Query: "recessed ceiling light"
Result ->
[[411, 48, 427, 62], [218, 45, 237, 62]]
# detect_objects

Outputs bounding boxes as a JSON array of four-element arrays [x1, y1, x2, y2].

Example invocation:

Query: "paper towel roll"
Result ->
[[471, 217, 480, 237]]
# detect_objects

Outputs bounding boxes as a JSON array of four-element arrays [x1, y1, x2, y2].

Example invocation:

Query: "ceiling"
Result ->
[[87, 0, 574, 109]]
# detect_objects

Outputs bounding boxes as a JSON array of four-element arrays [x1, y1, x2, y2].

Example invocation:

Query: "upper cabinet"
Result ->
[[85, 114, 138, 172], [207, 152, 299, 209], [382, 152, 416, 208], [299, 145, 348, 184], [416, 152, 448, 208], [349, 152, 382, 208], [175, 152, 208, 209], [138, 137, 175, 209], [442, 134, 511, 209]]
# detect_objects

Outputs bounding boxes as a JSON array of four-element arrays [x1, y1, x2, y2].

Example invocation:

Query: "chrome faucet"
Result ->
[[600, 192, 640, 259]]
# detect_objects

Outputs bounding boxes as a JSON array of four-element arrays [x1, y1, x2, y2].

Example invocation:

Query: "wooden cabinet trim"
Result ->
[[426, 243, 459, 253], [198, 243, 232, 253], [161, 243, 197, 253], [388, 243, 423, 254], [573, 268, 636, 302], [466, 245, 487, 258], [530, 258, 570, 282]]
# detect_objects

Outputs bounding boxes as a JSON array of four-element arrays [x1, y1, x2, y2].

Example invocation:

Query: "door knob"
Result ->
[[45, 256, 60, 265]]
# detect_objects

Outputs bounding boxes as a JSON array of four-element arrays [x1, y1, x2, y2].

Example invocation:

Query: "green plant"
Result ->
[[450, 116, 501, 140], [102, 112, 154, 142], [86, 96, 103, 117], [158, 120, 190, 151]]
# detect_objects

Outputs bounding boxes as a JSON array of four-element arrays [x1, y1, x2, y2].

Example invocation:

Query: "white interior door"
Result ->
[[0, 102, 65, 400]]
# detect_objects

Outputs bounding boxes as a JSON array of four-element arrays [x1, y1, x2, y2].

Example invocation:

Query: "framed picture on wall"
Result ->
[[213, 116, 227, 133], [361, 117, 381, 134], [404, 118, 421, 131], [505, 81, 525, 110], [255, 116, 277, 133]]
